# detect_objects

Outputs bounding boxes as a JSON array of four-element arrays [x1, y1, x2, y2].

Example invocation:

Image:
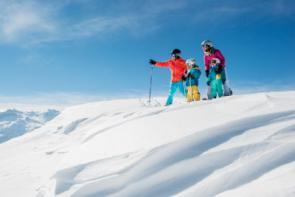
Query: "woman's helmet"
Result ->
[[201, 40, 214, 47]]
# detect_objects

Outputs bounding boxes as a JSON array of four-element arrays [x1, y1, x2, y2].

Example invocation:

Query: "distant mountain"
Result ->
[[0, 109, 59, 143]]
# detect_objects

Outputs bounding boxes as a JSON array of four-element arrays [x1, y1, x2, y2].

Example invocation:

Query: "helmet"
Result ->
[[171, 48, 181, 55], [211, 58, 220, 64], [186, 58, 196, 67], [201, 40, 213, 47]]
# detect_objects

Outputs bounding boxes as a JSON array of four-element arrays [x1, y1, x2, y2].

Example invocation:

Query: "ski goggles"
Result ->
[[211, 59, 218, 64], [202, 44, 211, 48], [171, 53, 180, 57]]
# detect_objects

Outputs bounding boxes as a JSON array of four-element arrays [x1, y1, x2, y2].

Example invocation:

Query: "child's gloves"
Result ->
[[187, 73, 195, 79], [182, 75, 187, 81], [207, 81, 211, 86], [205, 70, 209, 77], [195, 65, 201, 70], [149, 59, 156, 65]]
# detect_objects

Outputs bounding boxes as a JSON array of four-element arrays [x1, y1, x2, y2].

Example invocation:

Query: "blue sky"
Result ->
[[0, 0, 294, 103]]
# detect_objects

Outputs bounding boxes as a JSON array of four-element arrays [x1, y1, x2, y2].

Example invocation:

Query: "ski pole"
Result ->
[[189, 75, 193, 101], [148, 66, 154, 104]]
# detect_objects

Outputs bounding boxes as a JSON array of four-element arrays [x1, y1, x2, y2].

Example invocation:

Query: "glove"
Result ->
[[149, 59, 156, 65], [187, 73, 195, 79], [205, 70, 209, 77], [207, 81, 211, 86], [215, 65, 223, 74], [182, 75, 187, 81]]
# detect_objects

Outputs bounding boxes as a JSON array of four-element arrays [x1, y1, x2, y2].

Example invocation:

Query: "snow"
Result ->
[[0, 109, 59, 143], [0, 91, 294, 197]]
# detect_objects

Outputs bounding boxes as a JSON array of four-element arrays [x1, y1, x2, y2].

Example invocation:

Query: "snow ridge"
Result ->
[[58, 110, 295, 197], [0, 92, 294, 197]]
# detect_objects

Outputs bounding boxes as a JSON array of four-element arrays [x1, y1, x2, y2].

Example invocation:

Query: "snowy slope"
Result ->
[[0, 91, 294, 197], [0, 109, 59, 143]]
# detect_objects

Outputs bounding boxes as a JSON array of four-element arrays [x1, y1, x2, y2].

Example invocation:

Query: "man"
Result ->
[[149, 49, 187, 106]]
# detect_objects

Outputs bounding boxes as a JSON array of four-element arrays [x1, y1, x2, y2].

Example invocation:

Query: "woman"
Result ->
[[201, 40, 232, 98]]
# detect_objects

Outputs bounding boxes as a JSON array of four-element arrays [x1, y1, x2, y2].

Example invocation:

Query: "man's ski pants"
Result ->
[[166, 81, 186, 105]]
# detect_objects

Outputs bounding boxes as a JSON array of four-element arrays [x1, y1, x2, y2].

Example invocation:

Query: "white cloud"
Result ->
[[0, 0, 293, 45], [0, 1, 57, 43], [0, 0, 188, 45], [66, 16, 131, 39]]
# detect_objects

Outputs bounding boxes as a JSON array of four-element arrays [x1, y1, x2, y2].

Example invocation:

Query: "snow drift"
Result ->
[[0, 91, 294, 197]]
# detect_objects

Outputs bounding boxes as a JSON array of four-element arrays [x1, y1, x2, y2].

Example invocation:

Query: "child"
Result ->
[[207, 58, 224, 98], [185, 58, 201, 102]]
